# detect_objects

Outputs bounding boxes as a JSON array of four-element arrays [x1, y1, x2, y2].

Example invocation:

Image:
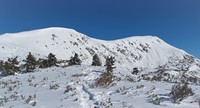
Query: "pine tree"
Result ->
[[3, 56, 19, 75], [24, 52, 37, 72], [92, 54, 102, 66], [39, 59, 48, 68], [47, 53, 57, 67], [68, 53, 81, 66], [38, 53, 57, 68], [3, 61, 11, 75], [0, 60, 4, 71], [105, 56, 115, 73]]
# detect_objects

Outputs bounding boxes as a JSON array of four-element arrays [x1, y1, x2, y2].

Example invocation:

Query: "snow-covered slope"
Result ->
[[0, 66, 200, 108], [0, 27, 197, 69]]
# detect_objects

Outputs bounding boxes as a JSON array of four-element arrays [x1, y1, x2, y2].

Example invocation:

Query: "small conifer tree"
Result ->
[[0, 60, 4, 71], [47, 53, 57, 67], [24, 52, 37, 72], [3, 56, 19, 75], [68, 53, 81, 65], [105, 56, 116, 73], [92, 54, 102, 66]]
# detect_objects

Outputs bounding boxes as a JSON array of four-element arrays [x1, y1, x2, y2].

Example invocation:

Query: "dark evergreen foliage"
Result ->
[[39, 53, 57, 68], [24, 52, 37, 72], [3, 56, 19, 75], [105, 56, 115, 73], [95, 70, 113, 87], [132, 68, 139, 75], [39, 59, 49, 68], [92, 54, 102, 66], [47, 53, 57, 67], [170, 83, 194, 103], [0, 60, 4, 71], [68, 53, 81, 65]]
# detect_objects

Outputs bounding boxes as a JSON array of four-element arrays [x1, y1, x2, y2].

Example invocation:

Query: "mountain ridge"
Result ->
[[0, 27, 197, 70]]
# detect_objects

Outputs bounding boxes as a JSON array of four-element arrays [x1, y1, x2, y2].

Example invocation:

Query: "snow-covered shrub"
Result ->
[[9, 94, 20, 101], [99, 98, 113, 108], [72, 73, 87, 77], [26, 96, 32, 104], [151, 76, 161, 81], [136, 85, 144, 89], [32, 101, 37, 106], [95, 72, 113, 88], [95, 56, 115, 87], [64, 85, 74, 93], [170, 83, 194, 103], [148, 94, 160, 105], [0, 101, 4, 107], [0, 97, 6, 107], [125, 75, 134, 82], [50, 84, 59, 90], [198, 99, 200, 108], [132, 67, 139, 75]]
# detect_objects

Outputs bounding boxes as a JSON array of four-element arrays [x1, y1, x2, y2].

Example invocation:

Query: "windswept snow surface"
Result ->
[[0, 66, 200, 108]]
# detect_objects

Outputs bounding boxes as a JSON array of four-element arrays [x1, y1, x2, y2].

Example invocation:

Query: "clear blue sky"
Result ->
[[0, 0, 200, 58]]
